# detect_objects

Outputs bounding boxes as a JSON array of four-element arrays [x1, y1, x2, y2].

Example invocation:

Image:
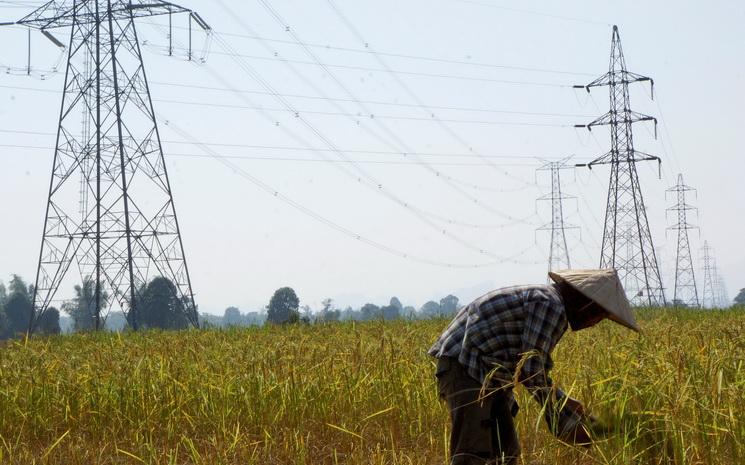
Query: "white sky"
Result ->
[[0, 0, 743, 314]]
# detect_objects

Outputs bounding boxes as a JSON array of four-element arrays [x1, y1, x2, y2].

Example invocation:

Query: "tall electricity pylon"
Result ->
[[700, 241, 716, 308], [575, 25, 666, 307], [666, 174, 699, 307], [6, 1, 210, 332], [536, 160, 577, 273]]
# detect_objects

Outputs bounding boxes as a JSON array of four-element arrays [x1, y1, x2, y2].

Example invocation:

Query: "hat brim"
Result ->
[[549, 270, 640, 332]]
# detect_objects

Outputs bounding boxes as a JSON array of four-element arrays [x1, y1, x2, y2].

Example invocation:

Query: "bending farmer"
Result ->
[[428, 269, 639, 465]]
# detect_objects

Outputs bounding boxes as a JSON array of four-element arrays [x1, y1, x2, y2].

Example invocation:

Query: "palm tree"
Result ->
[[63, 278, 108, 331]]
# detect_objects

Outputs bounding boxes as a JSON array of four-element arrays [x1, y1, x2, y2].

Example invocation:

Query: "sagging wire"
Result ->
[[0, 137, 543, 232], [323, 0, 541, 190], [150, 21, 595, 78], [175, 30, 543, 232], [168, 4, 543, 197], [163, 117, 544, 268], [203, 35, 543, 236], [0, 25, 65, 80], [226, 0, 546, 201]]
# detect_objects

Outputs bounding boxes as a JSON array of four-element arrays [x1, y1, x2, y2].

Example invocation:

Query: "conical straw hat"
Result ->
[[548, 268, 640, 332]]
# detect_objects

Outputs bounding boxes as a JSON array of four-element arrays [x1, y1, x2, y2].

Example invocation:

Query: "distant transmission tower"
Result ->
[[712, 264, 729, 308], [6, 1, 211, 332], [700, 241, 716, 308], [575, 25, 666, 306], [536, 160, 577, 273], [666, 174, 699, 307]]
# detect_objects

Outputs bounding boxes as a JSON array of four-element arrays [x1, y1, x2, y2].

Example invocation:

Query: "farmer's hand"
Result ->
[[560, 422, 593, 447], [563, 397, 585, 416], [557, 398, 593, 447]]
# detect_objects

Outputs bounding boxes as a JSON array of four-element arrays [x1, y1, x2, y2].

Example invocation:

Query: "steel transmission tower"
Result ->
[[536, 160, 578, 273], [700, 241, 716, 308], [575, 25, 666, 306], [712, 263, 729, 308], [7, 1, 210, 332], [666, 174, 699, 307]]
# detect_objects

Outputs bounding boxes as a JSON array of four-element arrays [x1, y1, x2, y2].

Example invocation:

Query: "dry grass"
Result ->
[[0, 309, 743, 464]]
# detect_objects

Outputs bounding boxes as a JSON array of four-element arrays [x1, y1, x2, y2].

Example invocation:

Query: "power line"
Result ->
[[146, 28, 569, 196], [154, 29, 546, 233], [2, 9, 560, 236], [0, 130, 590, 163], [153, 97, 572, 128], [146, 20, 596, 77], [158, 9, 544, 202], [2, 140, 544, 233], [0, 81, 594, 119], [220, 0, 546, 204], [0, 143, 553, 167], [323, 0, 540, 189], [145, 41, 573, 88], [164, 118, 543, 267], [199, 21, 539, 227]]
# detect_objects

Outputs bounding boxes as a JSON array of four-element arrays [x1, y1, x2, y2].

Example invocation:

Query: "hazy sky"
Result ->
[[0, 0, 743, 314]]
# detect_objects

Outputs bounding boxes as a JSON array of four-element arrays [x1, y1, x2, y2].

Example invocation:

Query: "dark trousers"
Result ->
[[436, 357, 520, 465]]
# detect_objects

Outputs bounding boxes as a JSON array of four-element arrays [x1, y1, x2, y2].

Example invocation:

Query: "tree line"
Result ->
[[3, 276, 744, 339], [0, 278, 465, 338], [216, 286, 462, 327], [0, 275, 196, 339]]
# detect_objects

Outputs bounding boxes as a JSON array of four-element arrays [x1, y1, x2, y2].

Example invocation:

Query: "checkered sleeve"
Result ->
[[518, 290, 562, 395], [518, 290, 583, 436]]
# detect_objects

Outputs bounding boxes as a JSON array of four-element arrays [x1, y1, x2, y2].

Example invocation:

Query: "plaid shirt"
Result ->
[[428, 284, 582, 433]]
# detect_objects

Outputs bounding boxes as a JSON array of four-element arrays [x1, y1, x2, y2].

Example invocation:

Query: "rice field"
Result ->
[[0, 309, 743, 464]]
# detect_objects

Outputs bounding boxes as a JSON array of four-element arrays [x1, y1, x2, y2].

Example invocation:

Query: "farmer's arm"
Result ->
[[519, 296, 589, 443]]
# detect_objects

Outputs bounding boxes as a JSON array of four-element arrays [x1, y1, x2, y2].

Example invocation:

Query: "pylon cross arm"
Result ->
[[16, 0, 191, 29], [575, 70, 653, 94]]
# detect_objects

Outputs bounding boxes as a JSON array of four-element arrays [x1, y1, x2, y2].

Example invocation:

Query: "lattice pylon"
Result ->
[[536, 160, 578, 274], [9, 1, 210, 332], [575, 25, 666, 306], [700, 241, 716, 308], [666, 174, 699, 307]]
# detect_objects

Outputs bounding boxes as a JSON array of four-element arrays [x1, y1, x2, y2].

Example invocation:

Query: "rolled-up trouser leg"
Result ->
[[436, 357, 520, 465]]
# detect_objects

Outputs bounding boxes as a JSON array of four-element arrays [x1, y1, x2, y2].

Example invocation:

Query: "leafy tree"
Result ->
[[244, 311, 265, 326], [199, 312, 223, 328], [0, 310, 8, 338], [439, 295, 460, 316], [300, 305, 313, 324], [8, 275, 30, 300], [267, 287, 300, 324], [37, 307, 61, 335], [0, 282, 7, 338], [420, 300, 442, 318], [360, 303, 381, 321], [402, 305, 417, 319], [735, 288, 745, 307], [133, 277, 191, 330], [64, 278, 109, 331], [340, 306, 357, 321], [4, 275, 33, 336], [381, 297, 401, 320], [104, 312, 127, 332], [318, 298, 340, 322], [223, 306, 242, 326]]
